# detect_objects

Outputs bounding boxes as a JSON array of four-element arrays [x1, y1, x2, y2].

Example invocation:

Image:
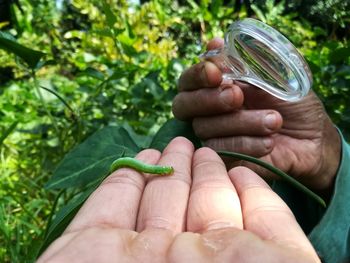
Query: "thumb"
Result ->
[[207, 37, 224, 50]]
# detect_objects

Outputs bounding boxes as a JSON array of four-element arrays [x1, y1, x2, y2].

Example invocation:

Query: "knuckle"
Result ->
[[192, 119, 208, 139], [172, 95, 186, 120]]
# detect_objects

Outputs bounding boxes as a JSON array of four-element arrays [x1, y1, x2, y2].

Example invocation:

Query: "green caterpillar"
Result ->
[[109, 153, 326, 208], [110, 157, 174, 175]]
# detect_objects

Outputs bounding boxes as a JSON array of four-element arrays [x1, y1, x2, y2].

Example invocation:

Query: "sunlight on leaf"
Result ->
[[45, 126, 140, 189], [0, 31, 45, 69]]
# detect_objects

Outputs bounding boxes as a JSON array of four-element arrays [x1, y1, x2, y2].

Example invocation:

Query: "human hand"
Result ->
[[172, 38, 341, 193], [38, 137, 320, 263]]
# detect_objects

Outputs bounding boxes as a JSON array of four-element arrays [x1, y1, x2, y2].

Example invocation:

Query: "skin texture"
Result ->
[[172, 37, 341, 194], [38, 137, 320, 263]]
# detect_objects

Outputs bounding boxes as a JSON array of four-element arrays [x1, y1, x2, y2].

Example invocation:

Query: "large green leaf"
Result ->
[[0, 31, 45, 69], [38, 183, 98, 257], [149, 118, 202, 151], [45, 126, 140, 189]]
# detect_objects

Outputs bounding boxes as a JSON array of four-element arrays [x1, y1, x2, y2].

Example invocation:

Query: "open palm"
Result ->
[[38, 138, 319, 263]]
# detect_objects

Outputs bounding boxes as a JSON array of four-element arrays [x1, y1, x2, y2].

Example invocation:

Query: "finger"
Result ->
[[172, 84, 244, 120], [228, 167, 318, 255], [193, 110, 283, 139], [38, 228, 138, 263], [169, 228, 318, 263], [130, 229, 174, 261], [239, 83, 325, 138], [204, 135, 274, 158], [37, 230, 81, 262], [207, 37, 224, 50], [178, 61, 222, 91], [235, 81, 286, 109], [65, 149, 161, 233], [170, 228, 261, 262], [187, 147, 243, 232], [137, 137, 194, 234]]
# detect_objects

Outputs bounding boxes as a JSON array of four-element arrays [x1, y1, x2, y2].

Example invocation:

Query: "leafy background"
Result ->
[[0, 0, 349, 262]]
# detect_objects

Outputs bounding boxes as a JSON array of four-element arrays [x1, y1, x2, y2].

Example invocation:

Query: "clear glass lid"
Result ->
[[201, 18, 313, 101]]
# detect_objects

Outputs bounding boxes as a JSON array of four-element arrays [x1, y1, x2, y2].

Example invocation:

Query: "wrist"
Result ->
[[316, 120, 342, 199]]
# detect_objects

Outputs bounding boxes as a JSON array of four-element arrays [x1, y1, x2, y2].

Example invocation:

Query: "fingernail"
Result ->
[[202, 62, 221, 87], [200, 63, 209, 84], [264, 113, 277, 130], [219, 88, 233, 106]]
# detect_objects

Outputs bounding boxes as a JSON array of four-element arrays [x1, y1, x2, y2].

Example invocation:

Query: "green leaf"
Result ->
[[121, 122, 152, 149], [79, 67, 105, 80], [108, 70, 127, 81], [91, 29, 114, 38], [149, 118, 202, 151], [0, 121, 18, 146], [329, 47, 350, 64], [120, 41, 138, 57], [132, 77, 163, 100], [210, 0, 223, 16], [251, 5, 266, 23], [92, 28, 124, 38], [0, 31, 45, 69], [34, 60, 56, 71], [38, 184, 98, 256], [45, 126, 140, 189], [335, 65, 350, 77], [101, 0, 117, 30], [124, 19, 135, 39]]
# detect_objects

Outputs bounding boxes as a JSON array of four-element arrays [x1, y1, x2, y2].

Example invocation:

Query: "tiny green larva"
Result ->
[[110, 152, 326, 208], [110, 157, 174, 175]]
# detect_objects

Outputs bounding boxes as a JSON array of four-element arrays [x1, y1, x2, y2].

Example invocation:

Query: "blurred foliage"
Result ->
[[0, 0, 349, 262]]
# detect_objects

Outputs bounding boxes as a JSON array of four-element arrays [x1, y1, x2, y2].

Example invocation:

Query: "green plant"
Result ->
[[0, 0, 348, 262]]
